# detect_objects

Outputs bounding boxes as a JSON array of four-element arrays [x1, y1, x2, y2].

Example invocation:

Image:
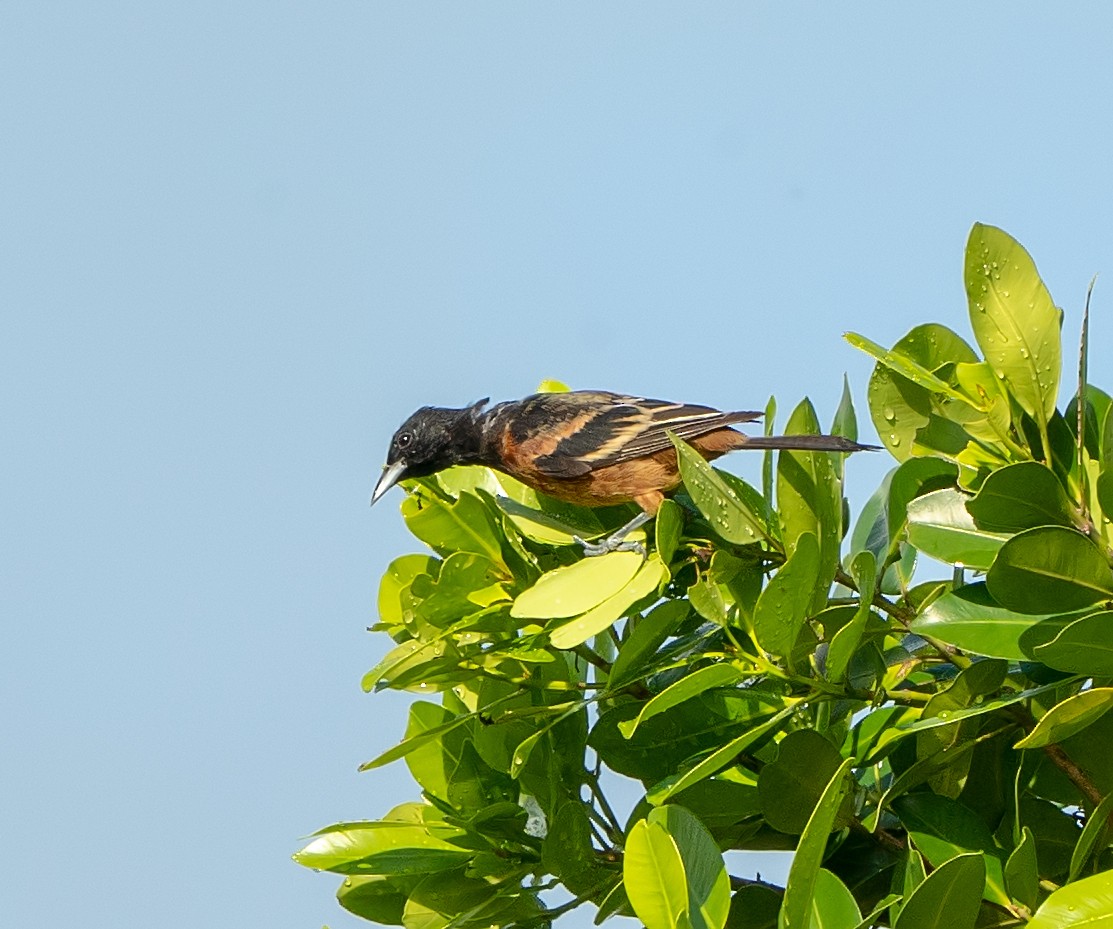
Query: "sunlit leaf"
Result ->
[[1025, 869, 1113, 928], [673, 434, 769, 544], [753, 531, 819, 662], [1014, 687, 1113, 749], [905, 487, 1010, 570], [510, 550, 643, 620], [964, 223, 1061, 428], [548, 556, 667, 649]]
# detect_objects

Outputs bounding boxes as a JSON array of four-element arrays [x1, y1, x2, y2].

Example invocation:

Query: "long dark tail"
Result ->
[[739, 434, 879, 453]]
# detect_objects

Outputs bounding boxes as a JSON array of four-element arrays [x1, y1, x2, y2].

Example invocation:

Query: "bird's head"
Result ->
[[370, 399, 490, 505]]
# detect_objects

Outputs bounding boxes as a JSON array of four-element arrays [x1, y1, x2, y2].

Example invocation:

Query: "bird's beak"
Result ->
[[370, 460, 408, 506]]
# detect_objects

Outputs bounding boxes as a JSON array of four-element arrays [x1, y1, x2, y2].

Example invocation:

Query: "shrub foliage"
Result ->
[[297, 225, 1113, 929]]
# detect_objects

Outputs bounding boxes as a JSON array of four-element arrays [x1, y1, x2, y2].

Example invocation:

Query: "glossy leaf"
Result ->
[[753, 532, 819, 661], [853, 323, 978, 461], [1068, 791, 1113, 882], [826, 550, 876, 683], [1015, 687, 1113, 749], [1032, 610, 1113, 675], [905, 487, 1009, 570], [673, 434, 769, 544], [625, 805, 730, 929], [893, 793, 1009, 906], [779, 757, 855, 929], [910, 582, 1078, 660], [548, 555, 667, 649], [808, 869, 861, 929], [1004, 826, 1039, 911], [655, 498, 684, 564], [987, 526, 1113, 614], [402, 489, 505, 566], [966, 461, 1076, 532], [964, 222, 1061, 427], [777, 398, 842, 609], [1026, 869, 1113, 928], [619, 663, 747, 738], [892, 852, 984, 929], [609, 600, 689, 687], [510, 550, 644, 620], [294, 819, 471, 875]]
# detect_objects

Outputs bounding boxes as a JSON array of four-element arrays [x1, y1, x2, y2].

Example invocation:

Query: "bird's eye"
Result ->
[[397, 432, 413, 449]]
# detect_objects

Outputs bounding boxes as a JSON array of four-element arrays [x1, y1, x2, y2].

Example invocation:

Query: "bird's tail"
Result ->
[[739, 434, 879, 453]]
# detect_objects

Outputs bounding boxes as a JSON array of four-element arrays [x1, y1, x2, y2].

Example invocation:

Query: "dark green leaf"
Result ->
[[620, 663, 747, 738], [966, 461, 1076, 532], [892, 852, 984, 929], [780, 758, 855, 929], [753, 532, 819, 662], [758, 730, 849, 834], [987, 526, 1113, 614], [610, 600, 689, 688], [1033, 610, 1113, 675], [1068, 791, 1113, 882], [1004, 826, 1039, 911]]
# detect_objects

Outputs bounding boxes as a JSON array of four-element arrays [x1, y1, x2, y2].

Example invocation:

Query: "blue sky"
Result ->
[[4, 4, 1113, 927]]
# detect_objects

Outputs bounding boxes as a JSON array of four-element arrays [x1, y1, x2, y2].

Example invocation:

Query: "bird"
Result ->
[[370, 390, 875, 554]]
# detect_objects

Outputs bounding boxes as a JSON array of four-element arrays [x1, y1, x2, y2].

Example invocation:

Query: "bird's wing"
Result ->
[[526, 391, 761, 477]]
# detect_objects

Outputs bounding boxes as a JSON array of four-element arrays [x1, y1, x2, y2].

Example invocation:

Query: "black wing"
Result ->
[[523, 391, 761, 477]]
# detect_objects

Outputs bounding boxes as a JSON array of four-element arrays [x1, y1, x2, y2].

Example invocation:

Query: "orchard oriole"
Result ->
[[371, 390, 875, 553]]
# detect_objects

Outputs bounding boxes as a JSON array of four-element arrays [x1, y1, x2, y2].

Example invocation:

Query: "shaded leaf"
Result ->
[[966, 461, 1076, 532], [987, 526, 1113, 614], [892, 852, 984, 929], [753, 532, 819, 662], [905, 487, 1010, 571]]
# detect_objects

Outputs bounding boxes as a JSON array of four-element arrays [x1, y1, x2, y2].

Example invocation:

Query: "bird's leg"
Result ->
[[574, 510, 653, 557]]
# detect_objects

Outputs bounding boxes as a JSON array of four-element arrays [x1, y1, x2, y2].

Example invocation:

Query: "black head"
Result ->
[[370, 398, 489, 505]]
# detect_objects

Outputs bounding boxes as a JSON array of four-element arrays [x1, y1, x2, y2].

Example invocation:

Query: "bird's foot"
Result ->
[[573, 534, 646, 557]]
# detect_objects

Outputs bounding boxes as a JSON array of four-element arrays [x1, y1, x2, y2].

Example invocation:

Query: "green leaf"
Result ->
[[402, 490, 506, 567], [905, 487, 1010, 570], [826, 550, 876, 684], [758, 730, 849, 834], [610, 600, 689, 687], [1069, 791, 1113, 882], [892, 793, 1009, 906], [495, 494, 605, 545], [1032, 610, 1113, 675], [336, 874, 413, 925], [846, 331, 969, 402], [673, 434, 769, 544], [808, 869, 861, 929], [964, 222, 1061, 427], [548, 556, 667, 649], [619, 663, 747, 738], [510, 550, 644, 620], [910, 582, 1079, 660], [1015, 687, 1113, 749], [831, 375, 859, 443], [966, 461, 1077, 532], [987, 526, 1113, 614], [855, 324, 979, 461], [777, 398, 842, 609], [1026, 870, 1113, 928], [647, 705, 798, 804], [726, 884, 781, 929], [378, 554, 439, 628], [779, 757, 855, 929], [1004, 826, 1039, 911], [625, 805, 730, 929], [294, 819, 471, 875], [753, 532, 820, 662], [655, 498, 684, 564], [892, 852, 984, 929]]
